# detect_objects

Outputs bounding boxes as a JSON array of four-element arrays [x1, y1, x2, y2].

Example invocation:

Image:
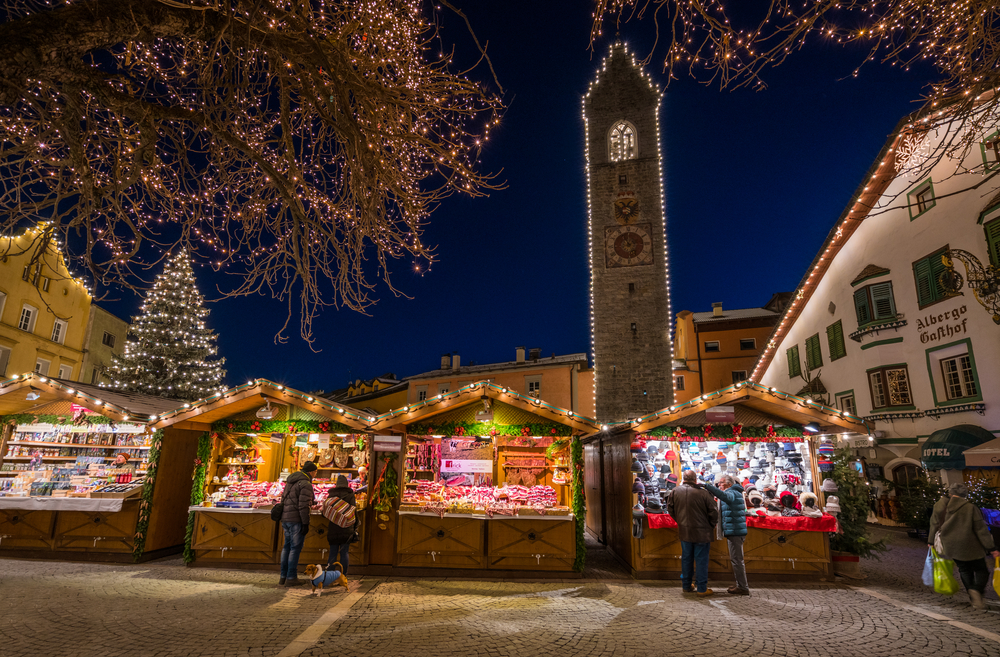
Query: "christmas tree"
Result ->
[[106, 250, 226, 400]]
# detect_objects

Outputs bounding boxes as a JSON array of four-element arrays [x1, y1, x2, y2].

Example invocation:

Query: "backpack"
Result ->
[[322, 496, 356, 528], [270, 480, 294, 521]]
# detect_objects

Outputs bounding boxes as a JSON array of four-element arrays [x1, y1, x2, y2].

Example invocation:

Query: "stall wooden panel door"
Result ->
[[743, 528, 832, 577], [0, 508, 54, 551], [368, 449, 402, 565], [488, 517, 575, 571], [603, 433, 633, 568], [145, 428, 201, 553], [190, 511, 277, 563], [53, 504, 139, 553], [396, 514, 485, 569], [584, 441, 604, 543]]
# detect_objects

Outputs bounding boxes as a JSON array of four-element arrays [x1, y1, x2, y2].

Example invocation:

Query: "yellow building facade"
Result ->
[[0, 230, 92, 380]]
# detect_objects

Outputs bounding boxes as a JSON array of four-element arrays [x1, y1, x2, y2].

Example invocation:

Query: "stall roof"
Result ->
[[962, 436, 1000, 468], [0, 372, 182, 422], [620, 380, 869, 436], [369, 380, 600, 434], [921, 424, 997, 470], [149, 378, 371, 431]]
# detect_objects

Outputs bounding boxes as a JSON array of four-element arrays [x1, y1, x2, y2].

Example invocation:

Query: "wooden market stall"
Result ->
[[583, 380, 869, 581], [0, 373, 195, 562], [365, 381, 599, 576], [150, 379, 373, 569]]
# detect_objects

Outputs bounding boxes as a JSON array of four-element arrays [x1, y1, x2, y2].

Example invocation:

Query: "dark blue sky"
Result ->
[[104, 2, 935, 393]]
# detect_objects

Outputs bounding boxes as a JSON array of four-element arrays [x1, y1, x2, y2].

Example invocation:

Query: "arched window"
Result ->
[[609, 121, 636, 162], [892, 463, 924, 492]]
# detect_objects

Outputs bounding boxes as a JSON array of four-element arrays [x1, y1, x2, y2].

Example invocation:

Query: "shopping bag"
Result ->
[[993, 557, 1000, 598], [922, 548, 934, 587], [932, 547, 960, 596]]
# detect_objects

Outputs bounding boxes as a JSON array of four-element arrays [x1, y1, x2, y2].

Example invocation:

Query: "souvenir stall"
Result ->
[[150, 379, 372, 568], [368, 381, 598, 575], [584, 381, 868, 580], [0, 373, 197, 562]]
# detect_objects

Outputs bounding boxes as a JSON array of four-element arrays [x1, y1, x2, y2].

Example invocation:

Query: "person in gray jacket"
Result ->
[[704, 474, 750, 595], [279, 461, 317, 586], [928, 483, 1000, 610]]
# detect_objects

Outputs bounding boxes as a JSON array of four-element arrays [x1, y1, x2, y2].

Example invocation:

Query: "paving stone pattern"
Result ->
[[1, 529, 999, 657]]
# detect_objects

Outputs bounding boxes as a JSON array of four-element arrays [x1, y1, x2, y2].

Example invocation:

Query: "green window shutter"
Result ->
[[913, 257, 934, 306], [985, 218, 1000, 268], [929, 250, 949, 300], [805, 334, 822, 370], [869, 282, 896, 320], [827, 321, 846, 360], [854, 288, 871, 325], [787, 345, 800, 377]]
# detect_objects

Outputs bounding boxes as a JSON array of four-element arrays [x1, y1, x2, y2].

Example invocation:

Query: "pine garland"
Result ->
[[647, 424, 803, 439], [571, 436, 586, 572], [213, 419, 352, 434], [132, 430, 164, 562], [2, 413, 116, 426], [183, 433, 213, 564], [406, 421, 571, 437], [105, 249, 226, 401]]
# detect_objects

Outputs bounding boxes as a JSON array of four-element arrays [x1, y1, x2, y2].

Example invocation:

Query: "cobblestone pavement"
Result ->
[[1, 531, 999, 657]]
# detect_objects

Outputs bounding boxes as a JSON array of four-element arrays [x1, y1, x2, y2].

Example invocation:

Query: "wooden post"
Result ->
[[808, 436, 825, 508]]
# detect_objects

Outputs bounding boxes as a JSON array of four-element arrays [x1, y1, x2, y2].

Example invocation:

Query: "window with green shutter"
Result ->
[[854, 281, 896, 326], [787, 345, 801, 378], [986, 218, 1000, 268], [912, 246, 951, 307], [805, 334, 822, 370], [827, 320, 846, 361]]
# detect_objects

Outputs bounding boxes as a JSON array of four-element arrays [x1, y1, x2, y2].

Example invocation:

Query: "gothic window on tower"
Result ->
[[609, 121, 636, 162]]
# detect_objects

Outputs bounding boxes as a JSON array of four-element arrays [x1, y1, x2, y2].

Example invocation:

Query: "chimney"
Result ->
[[440, 354, 450, 369], [452, 353, 461, 370], [516, 346, 525, 363], [529, 348, 541, 362], [712, 302, 723, 317]]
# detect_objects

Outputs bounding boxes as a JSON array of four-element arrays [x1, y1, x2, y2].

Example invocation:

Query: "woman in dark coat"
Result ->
[[928, 483, 1000, 610], [325, 475, 358, 574]]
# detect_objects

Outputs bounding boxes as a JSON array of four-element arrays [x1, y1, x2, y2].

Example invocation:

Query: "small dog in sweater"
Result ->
[[302, 562, 349, 596]]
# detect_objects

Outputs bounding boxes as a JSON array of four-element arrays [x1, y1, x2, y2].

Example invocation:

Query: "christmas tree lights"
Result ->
[[105, 250, 226, 400]]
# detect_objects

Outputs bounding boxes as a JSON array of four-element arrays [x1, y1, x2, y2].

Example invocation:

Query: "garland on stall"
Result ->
[[647, 424, 803, 440], [211, 419, 352, 434], [371, 452, 399, 512], [131, 430, 164, 562], [235, 434, 257, 449], [183, 433, 213, 564], [2, 412, 117, 427], [407, 421, 571, 437], [570, 436, 586, 572]]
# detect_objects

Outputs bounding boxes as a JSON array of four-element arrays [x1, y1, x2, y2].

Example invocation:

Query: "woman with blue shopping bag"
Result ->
[[928, 483, 1000, 610]]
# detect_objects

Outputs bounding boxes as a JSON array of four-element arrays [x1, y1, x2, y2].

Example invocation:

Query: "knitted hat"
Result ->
[[632, 479, 645, 494], [799, 491, 819, 508], [747, 490, 764, 507], [665, 450, 678, 460], [301, 461, 318, 473], [631, 459, 643, 473], [637, 451, 649, 462], [335, 474, 350, 487]]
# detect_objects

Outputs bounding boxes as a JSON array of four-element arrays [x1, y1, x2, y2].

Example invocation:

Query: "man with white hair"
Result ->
[[704, 473, 750, 596]]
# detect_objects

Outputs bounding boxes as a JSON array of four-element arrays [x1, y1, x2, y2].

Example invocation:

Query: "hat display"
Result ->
[[824, 495, 841, 515], [665, 450, 678, 461], [747, 490, 764, 507], [631, 458, 643, 473], [637, 451, 649, 462], [632, 478, 645, 494], [659, 463, 670, 474], [821, 478, 839, 493]]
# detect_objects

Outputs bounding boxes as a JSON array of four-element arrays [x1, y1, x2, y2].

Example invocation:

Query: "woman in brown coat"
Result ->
[[928, 483, 1000, 610]]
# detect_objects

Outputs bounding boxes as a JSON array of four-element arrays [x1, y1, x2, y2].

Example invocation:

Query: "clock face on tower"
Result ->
[[605, 223, 653, 267]]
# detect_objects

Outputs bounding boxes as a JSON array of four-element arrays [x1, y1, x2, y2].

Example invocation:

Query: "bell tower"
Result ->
[[584, 43, 673, 423]]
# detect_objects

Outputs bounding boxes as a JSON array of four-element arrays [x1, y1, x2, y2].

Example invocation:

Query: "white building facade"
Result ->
[[754, 109, 1000, 489]]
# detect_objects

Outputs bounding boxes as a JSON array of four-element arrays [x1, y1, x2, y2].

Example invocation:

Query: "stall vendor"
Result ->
[[113, 453, 135, 472], [352, 465, 368, 493]]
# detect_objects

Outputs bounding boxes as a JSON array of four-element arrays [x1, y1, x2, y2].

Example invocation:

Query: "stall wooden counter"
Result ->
[[187, 506, 368, 568], [396, 510, 576, 572], [632, 513, 835, 580]]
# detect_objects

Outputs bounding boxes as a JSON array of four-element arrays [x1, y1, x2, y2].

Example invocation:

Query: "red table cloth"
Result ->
[[745, 514, 838, 532], [645, 512, 837, 532]]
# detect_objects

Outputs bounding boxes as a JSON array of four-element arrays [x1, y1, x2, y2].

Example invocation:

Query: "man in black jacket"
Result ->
[[279, 461, 317, 586], [325, 475, 359, 575], [667, 470, 719, 596]]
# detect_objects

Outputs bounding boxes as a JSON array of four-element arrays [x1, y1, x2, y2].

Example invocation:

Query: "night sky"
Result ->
[[99, 3, 938, 394]]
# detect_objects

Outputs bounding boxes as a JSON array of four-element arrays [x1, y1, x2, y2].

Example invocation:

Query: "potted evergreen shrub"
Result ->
[[827, 448, 886, 578]]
